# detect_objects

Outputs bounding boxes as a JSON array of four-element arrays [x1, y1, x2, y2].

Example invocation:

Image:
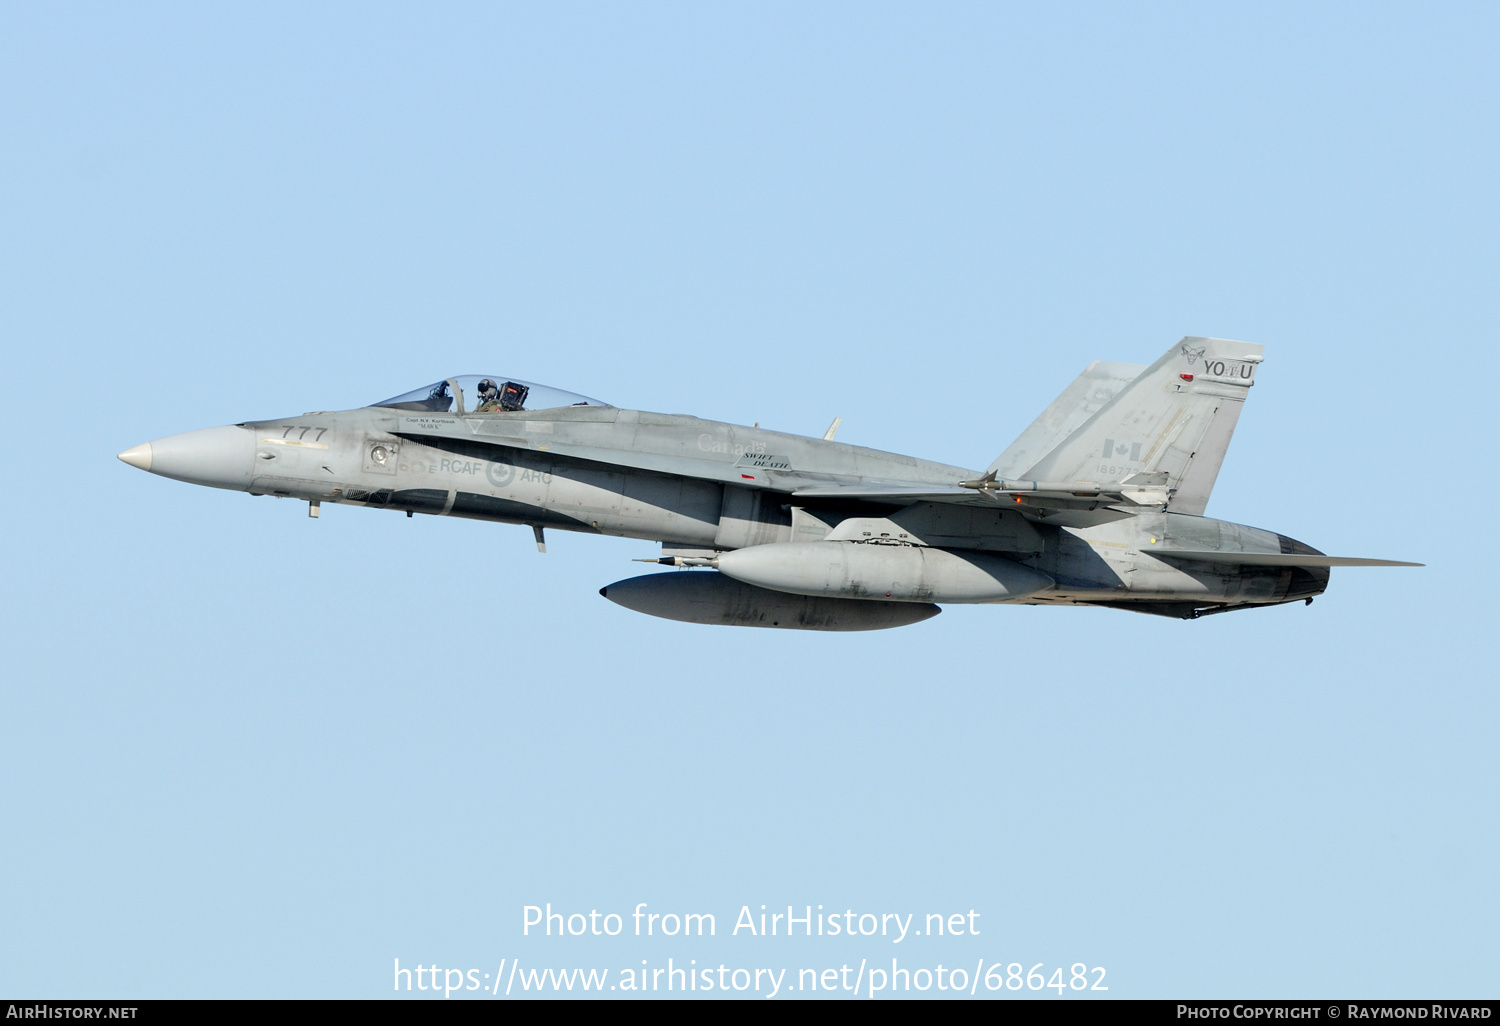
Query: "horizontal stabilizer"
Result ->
[[1154, 551, 1423, 568]]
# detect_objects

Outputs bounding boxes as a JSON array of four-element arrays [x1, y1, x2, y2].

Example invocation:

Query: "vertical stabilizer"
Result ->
[[1015, 337, 1263, 515]]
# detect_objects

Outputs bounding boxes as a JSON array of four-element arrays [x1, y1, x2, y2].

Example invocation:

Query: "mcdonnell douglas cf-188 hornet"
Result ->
[[119, 338, 1419, 630]]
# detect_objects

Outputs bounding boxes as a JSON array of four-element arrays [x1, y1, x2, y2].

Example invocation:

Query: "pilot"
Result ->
[[475, 378, 502, 413]]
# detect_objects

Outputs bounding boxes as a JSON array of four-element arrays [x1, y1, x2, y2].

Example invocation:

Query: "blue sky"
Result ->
[[1, 2, 1496, 998]]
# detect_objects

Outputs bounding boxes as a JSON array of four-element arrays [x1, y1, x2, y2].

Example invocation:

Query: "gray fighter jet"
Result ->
[[119, 338, 1418, 630]]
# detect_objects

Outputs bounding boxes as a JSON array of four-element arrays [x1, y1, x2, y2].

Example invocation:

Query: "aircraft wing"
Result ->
[[394, 417, 780, 489], [1152, 550, 1423, 567], [392, 413, 1150, 525], [790, 483, 977, 502], [394, 414, 997, 499], [790, 480, 1153, 527]]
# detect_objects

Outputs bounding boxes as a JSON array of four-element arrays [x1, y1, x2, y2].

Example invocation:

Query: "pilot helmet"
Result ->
[[478, 378, 499, 398]]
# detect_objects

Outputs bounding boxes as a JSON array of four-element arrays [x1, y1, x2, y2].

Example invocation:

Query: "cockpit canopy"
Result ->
[[374, 375, 610, 414]]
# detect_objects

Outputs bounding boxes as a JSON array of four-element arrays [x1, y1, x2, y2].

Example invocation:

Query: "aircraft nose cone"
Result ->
[[118, 443, 153, 471], [129, 425, 256, 490]]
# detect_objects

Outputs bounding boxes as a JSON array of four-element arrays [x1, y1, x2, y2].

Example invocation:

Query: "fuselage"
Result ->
[[121, 399, 1328, 618]]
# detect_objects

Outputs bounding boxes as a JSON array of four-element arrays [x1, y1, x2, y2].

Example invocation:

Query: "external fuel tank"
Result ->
[[713, 542, 1054, 603]]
